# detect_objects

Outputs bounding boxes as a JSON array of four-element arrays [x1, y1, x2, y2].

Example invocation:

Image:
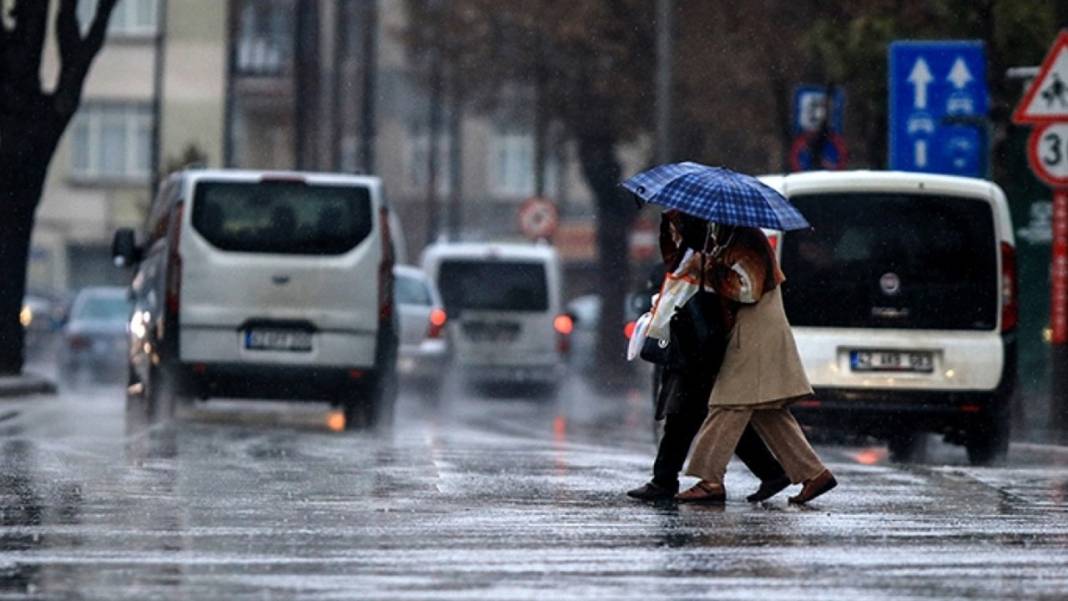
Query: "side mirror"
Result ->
[[111, 228, 141, 267]]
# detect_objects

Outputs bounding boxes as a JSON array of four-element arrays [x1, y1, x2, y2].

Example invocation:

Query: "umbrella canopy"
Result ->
[[621, 162, 810, 231]]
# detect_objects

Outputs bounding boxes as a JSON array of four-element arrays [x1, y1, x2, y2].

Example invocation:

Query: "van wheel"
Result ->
[[887, 431, 927, 464], [341, 371, 397, 431], [965, 399, 1010, 465]]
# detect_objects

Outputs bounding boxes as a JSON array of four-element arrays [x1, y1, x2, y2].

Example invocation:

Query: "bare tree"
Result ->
[[0, 0, 120, 374]]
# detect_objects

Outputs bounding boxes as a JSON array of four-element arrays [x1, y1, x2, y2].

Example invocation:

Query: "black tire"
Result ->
[[887, 430, 927, 464], [965, 398, 1010, 466]]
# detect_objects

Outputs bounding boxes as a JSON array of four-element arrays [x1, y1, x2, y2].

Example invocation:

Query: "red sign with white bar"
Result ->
[[1053, 191, 1068, 344]]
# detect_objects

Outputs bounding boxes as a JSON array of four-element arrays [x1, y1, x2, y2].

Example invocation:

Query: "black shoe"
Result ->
[[626, 481, 679, 501], [746, 475, 791, 503]]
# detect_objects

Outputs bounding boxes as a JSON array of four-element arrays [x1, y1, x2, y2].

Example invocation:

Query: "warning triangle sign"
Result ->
[[1013, 30, 1068, 124]]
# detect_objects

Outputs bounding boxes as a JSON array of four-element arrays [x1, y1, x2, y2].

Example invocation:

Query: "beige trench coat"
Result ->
[[709, 285, 812, 407]]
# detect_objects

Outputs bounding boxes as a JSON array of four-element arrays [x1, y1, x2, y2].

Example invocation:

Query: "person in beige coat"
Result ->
[[675, 224, 837, 504]]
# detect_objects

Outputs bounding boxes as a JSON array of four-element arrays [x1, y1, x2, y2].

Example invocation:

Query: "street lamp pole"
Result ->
[[150, 0, 169, 194]]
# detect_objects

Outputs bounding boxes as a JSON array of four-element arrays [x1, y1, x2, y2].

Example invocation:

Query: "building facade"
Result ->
[[29, 0, 605, 295]]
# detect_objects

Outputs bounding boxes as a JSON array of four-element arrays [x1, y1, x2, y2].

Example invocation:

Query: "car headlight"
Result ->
[[19, 306, 32, 328]]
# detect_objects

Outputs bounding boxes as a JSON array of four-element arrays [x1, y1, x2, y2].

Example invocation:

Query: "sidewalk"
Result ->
[[0, 371, 57, 398]]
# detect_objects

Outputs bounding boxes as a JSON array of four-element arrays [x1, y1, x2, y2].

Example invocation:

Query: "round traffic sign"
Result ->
[[789, 132, 848, 172], [1027, 123, 1068, 187], [517, 197, 559, 240]]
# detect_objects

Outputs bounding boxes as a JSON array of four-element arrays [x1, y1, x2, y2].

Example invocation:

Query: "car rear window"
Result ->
[[438, 260, 548, 313], [780, 192, 998, 330], [74, 295, 130, 322], [191, 181, 373, 255], [395, 274, 433, 306]]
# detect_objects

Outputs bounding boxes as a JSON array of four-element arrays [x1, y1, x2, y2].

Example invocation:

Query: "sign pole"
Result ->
[[1012, 30, 1068, 442], [1053, 189, 1068, 440]]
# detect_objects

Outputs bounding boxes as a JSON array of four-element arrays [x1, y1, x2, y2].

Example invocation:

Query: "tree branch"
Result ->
[[7, 0, 49, 93], [55, 0, 80, 63], [53, 0, 119, 120]]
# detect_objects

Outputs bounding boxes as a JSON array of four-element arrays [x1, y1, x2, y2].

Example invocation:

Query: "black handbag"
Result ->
[[648, 291, 730, 419]]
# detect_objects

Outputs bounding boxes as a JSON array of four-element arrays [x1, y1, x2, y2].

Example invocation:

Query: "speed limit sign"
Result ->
[[1028, 123, 1068, 187]]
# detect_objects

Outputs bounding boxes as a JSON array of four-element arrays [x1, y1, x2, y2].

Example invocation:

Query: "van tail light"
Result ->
[[1001, 241, 1017, 332], [427, 308, 447, 338], [554, 314, 573, 354], [165, 203, 184, 316], [623, 320, 637, 339], [378, 206, 395, 321]]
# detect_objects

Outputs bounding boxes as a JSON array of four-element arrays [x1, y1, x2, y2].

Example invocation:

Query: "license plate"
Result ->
[[244, 329, 313, 352], [850, 350, 933, 373], [462, 321, 520, 343]]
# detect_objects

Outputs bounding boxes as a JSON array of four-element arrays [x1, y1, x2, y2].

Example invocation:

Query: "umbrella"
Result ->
[[621, 162, 810, 231]]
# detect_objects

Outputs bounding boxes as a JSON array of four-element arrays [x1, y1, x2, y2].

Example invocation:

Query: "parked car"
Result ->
[[112, 169, 398, 428], [761, 170, 1016, 465], [59, 287, 131, 384], [421, 242, 568, 391], [394, 264, 450, 395], [566, 292, 648, 373]]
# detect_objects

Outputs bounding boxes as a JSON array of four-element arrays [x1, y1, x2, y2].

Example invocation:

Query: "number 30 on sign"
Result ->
[[1029, 123, 1068, 187]]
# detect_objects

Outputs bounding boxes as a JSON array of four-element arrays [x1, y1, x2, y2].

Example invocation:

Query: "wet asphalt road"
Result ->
[[0, 372, 1066, 600]]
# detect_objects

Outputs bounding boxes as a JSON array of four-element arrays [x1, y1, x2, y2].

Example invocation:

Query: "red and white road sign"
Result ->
[[1028, 123, 1068, 187], [1052, 191, 1068, 344], [1012, 30, 1068, 125], [517, 197, 559, 240]]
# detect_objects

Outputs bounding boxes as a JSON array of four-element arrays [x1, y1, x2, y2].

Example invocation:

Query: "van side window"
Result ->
[[145, 179, 179, 246]]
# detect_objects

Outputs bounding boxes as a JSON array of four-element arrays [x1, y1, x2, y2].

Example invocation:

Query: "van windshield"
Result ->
[[438, 260, 548, 313], [191, 181, 373, 255], [780, 192, 998, 330]]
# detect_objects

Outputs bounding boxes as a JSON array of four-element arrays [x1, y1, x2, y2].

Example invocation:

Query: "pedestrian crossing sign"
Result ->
[[1013, 30, 1068, 125]]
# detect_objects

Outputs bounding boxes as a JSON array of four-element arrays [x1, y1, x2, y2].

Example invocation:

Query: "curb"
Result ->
[[0, 372, 58, 398]]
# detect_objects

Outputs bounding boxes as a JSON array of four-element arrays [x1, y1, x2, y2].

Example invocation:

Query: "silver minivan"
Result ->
[[113, 169, 398, 428], [421, 242, 568, 390]]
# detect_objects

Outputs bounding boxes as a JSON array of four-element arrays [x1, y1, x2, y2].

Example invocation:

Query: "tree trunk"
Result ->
[[577, 134, 635, 388], [0, 138, 52, 375]]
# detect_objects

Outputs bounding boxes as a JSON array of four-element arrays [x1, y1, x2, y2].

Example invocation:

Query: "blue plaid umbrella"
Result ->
[[621, 162, 810, 231]]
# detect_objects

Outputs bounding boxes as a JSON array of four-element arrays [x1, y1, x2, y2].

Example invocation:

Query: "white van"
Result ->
[[421, 242, 568, 388], [112, 169, 398, 428], [761, 171, 1016, 464]]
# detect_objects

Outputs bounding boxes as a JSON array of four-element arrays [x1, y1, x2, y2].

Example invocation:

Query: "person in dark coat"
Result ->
[[626, 211, 791, 502]]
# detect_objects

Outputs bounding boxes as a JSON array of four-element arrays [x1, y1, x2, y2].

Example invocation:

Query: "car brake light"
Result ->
[[623, 320, 637, 339], [554, 314, 573, 355], [165, 203, 184, 316], [1001, 241, 1017, 332], [553, 314, 574, 335], [428, 308, 447, 338]]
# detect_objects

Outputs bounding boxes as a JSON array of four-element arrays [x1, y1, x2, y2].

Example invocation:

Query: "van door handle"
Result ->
[[272, 275, 291, 285]]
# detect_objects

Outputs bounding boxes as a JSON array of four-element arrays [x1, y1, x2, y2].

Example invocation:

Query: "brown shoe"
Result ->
[[788, 469, 837, 505], [675, 481, 726, 504]]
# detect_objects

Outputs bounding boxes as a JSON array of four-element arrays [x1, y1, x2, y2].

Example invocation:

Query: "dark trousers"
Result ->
[[652, 402, 786, 487]]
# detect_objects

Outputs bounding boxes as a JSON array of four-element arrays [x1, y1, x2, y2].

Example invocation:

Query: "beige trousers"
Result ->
[[686, 406, 826, 486]]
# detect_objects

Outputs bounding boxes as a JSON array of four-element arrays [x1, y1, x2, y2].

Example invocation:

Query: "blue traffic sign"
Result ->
[[793, 85, 845, 134], [888, 41, 988, 177]]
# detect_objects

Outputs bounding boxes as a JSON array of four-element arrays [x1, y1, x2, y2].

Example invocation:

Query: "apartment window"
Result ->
[[79, 0, 159, 37], [70, 105, 152, 181], [235, 0, 294, 75], [405, 128, 451, 196], [488, 131, 559, 198]]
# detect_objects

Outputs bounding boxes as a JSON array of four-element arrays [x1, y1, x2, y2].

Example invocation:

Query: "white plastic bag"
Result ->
[[626, 311, 653, 361], [646, 250, 700, 340]]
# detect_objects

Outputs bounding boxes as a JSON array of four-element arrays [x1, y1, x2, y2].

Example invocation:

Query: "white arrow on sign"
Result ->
[[914, 139, 928, 168], [908, 58, 934, 109], [947, 57, 973, 89]]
